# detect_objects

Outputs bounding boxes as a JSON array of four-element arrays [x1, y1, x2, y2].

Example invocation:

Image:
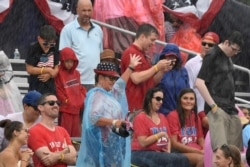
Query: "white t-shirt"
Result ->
[[6, 112, 41, 126]]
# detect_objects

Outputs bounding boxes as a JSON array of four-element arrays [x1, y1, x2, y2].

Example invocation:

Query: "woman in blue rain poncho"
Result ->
[[76, 55, 141, 167]]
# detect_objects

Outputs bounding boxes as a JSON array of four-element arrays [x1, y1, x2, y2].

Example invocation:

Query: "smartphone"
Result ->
[[170, 60, 174, 66]]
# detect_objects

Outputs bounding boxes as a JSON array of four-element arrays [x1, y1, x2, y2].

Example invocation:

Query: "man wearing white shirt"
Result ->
[[185, 32, 219, 134], [6, 90, 42, 129], [0, 91, 41, 150], [59, 0, 103, 91]]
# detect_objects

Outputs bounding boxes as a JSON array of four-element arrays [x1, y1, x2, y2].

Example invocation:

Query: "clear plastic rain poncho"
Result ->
[[0, 51, 23, 116], [76, 78, 130, 167]]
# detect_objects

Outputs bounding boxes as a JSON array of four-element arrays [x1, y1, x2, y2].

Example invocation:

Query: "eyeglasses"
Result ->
[[43, 42, 56, 47], [105, 75, 118, 82], [153, 96, 163, 102], [230, 45, 241, 54], [201, 41, 214, 47], [41, 100, 60, 106]]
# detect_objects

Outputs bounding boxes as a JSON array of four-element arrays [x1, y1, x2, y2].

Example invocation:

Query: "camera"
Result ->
[[112, 122, 130, 138]]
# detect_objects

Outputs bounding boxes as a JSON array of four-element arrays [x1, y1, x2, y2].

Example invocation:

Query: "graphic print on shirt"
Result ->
[[150, 127, 168, 147], [37, 52, 54, 67], [180, 126, 197, 145]]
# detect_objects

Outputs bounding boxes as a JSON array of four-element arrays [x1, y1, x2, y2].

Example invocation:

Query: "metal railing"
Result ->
[[8, 19, 250, 106], [91, 19, 250, 104], [234, 64, 250, 85], [91, 19, 199, 55]]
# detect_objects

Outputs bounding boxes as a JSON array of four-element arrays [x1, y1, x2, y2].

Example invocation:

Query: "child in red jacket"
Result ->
[[55, 47, 86, 137]]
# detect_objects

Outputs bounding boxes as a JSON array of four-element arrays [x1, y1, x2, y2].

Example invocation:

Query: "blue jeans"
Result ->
[[131, 150, 190, 167]]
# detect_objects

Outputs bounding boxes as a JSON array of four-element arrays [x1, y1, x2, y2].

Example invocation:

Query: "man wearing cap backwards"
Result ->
[[195, 31, 244, 151], [76, 55, 141, 167], [121, 23, 173, 112], [6, 90, 42, 129], [25, 25, 59, 94], [0, 91, 42, 153], [59, 0, 103, 91], [185, 32, 220, 135]]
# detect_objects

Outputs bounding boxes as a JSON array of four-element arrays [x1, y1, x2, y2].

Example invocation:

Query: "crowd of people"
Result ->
[[0, 0, 250, 166]]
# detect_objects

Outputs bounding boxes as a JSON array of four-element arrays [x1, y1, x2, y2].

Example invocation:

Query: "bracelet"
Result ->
[[211, 104, 218, 112], [153, 65, 158, 72], [112, 120, 118, 127], [154, 134, 159, 141], [40, 67, 45, 74], [128, 66, 135, 71], [60, 153, 64, 161]]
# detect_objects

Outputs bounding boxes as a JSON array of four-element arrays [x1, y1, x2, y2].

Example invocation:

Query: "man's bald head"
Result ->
[[77, 0, 92, 8], [77, 0, 93, 26]]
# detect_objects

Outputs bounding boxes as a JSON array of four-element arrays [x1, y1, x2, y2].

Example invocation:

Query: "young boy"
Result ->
[[55, 47, 86, 137], [25, 25, 59, 94]]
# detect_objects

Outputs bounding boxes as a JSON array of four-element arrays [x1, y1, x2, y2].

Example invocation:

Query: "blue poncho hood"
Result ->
[[159, 43, 182, 66]]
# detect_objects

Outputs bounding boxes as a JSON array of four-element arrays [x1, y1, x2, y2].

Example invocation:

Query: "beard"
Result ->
[[79, 16, 91, 25]]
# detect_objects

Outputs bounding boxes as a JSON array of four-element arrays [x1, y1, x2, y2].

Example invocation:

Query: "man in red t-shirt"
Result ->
[[28, 93, 77, 167], [121, 23, 172, 112]]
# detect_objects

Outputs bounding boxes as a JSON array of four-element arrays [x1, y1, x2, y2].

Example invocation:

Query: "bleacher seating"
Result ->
[[9, 59, 29, 95]]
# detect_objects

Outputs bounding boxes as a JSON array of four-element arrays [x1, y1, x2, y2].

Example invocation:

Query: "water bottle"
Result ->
[[14, 48, 20, 59]]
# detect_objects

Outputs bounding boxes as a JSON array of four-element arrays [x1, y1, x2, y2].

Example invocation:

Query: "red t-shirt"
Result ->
[[121, 44, 154, 112], [166, 110, 203, 150], [28, 123, 73, 167], [132, 112, 171, 151]]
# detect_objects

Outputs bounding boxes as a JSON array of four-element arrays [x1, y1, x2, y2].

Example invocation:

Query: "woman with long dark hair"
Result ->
[[131, 87, 190, 167], [166, 88, 204, 167]]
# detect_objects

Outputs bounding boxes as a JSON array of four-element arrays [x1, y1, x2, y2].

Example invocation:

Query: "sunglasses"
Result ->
[[43, 42, 56, 47], [105, 75, 118, 81], [201, 41, 214, 47], [41, 100, 60, 106], [153, 96, 163, 102]]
